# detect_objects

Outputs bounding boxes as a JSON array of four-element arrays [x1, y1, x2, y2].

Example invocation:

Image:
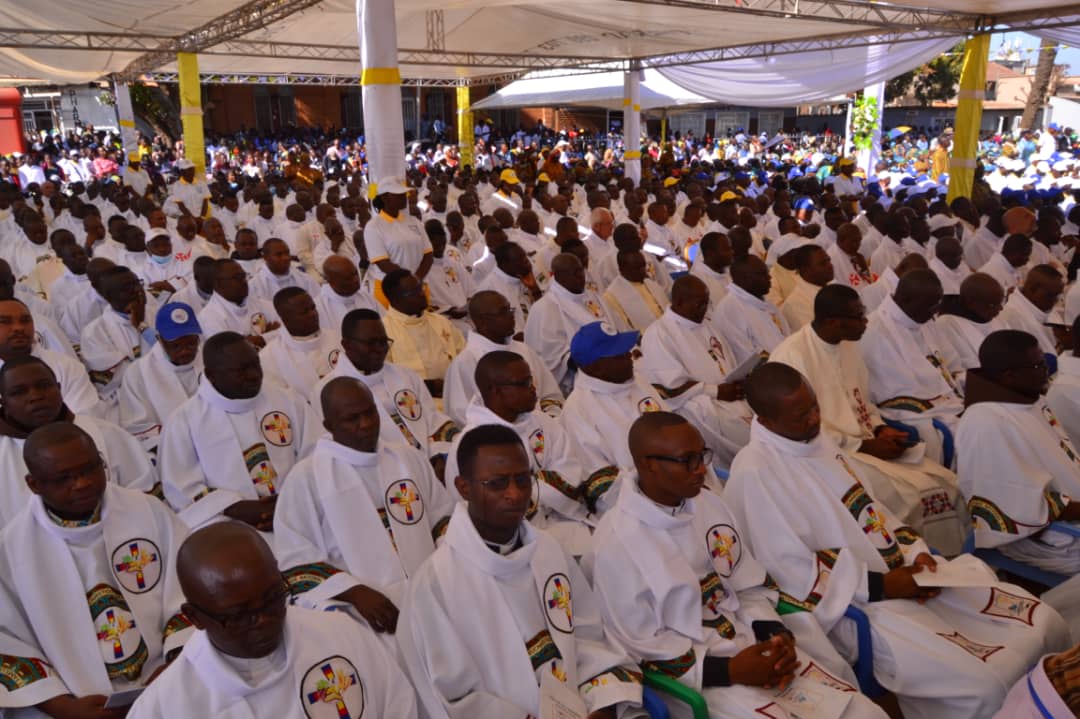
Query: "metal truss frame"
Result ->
[[139, 70, 532, 87]]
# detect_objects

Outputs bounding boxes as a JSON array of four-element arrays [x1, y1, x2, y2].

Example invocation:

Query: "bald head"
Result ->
[[627, 411, 692, 463], [895, 253, 929, 277], [322, 255, 355, 279], [958, 273, 1005, 322], [320, 375, 374, 421], [475, 350, 527, 396], [23, 422, 96, 477], [745, 362, 807, 420], [177, 522, 278, 603]]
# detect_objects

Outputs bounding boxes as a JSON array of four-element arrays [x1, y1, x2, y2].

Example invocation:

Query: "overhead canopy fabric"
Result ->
[[471, 68, 711, 112], [652, 34, 961, 108]]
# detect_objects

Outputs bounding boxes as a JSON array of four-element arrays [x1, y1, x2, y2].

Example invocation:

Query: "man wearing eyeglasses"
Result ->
[[196, 258, 280, 351], [128, 522, 416, 718], [274, 377, 454, 635], [589, 411, 888, 719], [0, 422, 190, 717], [771, 284, 965, 555], [314, 308, 459, 482], [444, 350, 591, 556], [860, 269, 963, 468], [380, 268, 465, 399], [399, 424, 646, 719], [158, 332, 318, 533], [727, 362, 1069, 719]]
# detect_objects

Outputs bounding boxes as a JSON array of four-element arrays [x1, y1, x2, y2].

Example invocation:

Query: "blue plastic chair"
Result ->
[[641, 686, 671, 719], [714, 467, 730, 483], [843, 605, 887, 699], [881, 418, 919, 445], [930, 418, 955, 468]]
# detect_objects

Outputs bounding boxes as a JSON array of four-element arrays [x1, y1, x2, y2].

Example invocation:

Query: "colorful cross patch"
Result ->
[[706, 523, 741, 577], [111, 539, 162, 594], [544, 573, 574, 633], [302, 656, 364, 719], [394, 389, 422, 421], [385, 479, 424, 525], [261, 411, 294, 447]]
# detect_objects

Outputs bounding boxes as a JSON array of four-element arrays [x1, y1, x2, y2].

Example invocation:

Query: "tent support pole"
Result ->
[[177, 52, 206, 177], [856, 81, 884, 176], [948, 34, 989, 202], [113, 81, 139, 164], [623, 63, 642, 184], [457, 84, 474, 168], [359, 0, 406, 196]]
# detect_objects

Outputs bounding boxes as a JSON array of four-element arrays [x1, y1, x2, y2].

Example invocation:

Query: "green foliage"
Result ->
[[851, 94, 879, 151], [884, 42, 965, 106]]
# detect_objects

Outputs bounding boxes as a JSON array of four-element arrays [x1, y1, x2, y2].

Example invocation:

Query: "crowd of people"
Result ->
[[1, 113, 1080, 718]]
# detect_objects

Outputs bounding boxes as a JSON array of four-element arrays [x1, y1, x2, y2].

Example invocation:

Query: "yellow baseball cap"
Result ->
[[719, 191, 740, 203], [538, 172, 551, 182], [663, 177, 679, 187], [499, 169, 521, 186]]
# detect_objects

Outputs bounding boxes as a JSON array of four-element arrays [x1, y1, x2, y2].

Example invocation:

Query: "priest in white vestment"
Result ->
[[525, 253, 614, 390], [381, 269, 466, 396], [275, 377, 454, 631], [424, 219, 473, 334], [444, 351, 593, 555], [474, 242, 541, 336], [997, 264, 1064, 356], [313, 308, 459, 475], [197, 259, 279, 349], [128, 522, 417, 719], [928, 237, 971, 295], [168, 255, 215, 312], [0, 424, 191, 718], [689, 231, 733, 310], [444, 291, 563, 426], [0, 356, 157, 529], [726, 363, 1070, 719], [117, 302, 203, 452], [712, 255, 789, 366], [638, 276, 753, 465], [993, 644, 1080, 719], [315, 256, 382, 335], [827, 224, 877, 292], [860, 270, 964, 465], [603, 249, 668, 333], [398, 425, 646, 719], [958, 330, 1080, 574], [769, 285, 966, 554], [158, 332, 317, 531], [1048, 318, 1080, 447], [964, 212, 1006, 270], [780, 244, 834, 331], [248, 238, 320, 308], [563, 322, 666, 516], [589, 412, 888, 719], [936, 273, 1005, 389], [977, 234, 1031, 294], [259, 288, 341, 405]]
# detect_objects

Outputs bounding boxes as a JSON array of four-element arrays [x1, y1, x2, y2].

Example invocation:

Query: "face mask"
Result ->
[[151, 254, 171, 265]]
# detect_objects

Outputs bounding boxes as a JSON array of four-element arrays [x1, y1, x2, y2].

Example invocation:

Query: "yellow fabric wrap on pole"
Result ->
[[177, 52, 205, 176], [457, 85, 474, 168], [947, 34, 989, 203]]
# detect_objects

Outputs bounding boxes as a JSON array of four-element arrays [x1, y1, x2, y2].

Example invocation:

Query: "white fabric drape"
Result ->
[[1031, 17, 1080, 47], [653, 35, 959, 107]]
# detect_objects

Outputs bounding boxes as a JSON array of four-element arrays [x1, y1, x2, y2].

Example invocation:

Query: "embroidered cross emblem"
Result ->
[[710, 529, 737, 572], [547, 578, 572, 625], [114, 543, 157, 590], [389, 482, 418, 521], [862, 506, 892, 543], [306, 662, 357, 718], [97, 609, 132, 659], [262, 413, 290, 445]]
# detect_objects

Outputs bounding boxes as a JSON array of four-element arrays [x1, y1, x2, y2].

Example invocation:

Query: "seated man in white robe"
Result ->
[[827, 223, 877, 292], [958, 330, 1080, 575], [935, 272, 1005, 387], [60, 258, 112, 352], [158, 332, 318, 532], [601, 222, 672, 296], [197, 258, 279, 350], [997, 263, 1064, 357], [314, 308, 459, 479], [0, 423, 192, 718], [128, 522, 416, 719], [526, 253, 613, 391], [604, 249, 669, 333], [689, 231, 733, 310], [275, 377, 454, 633], [726, 362, 1069, 719], [1048, 314, 1080, 447], [315, 255, 382, 335], [860, 269, 963, 465], [0, 356, 157, 529], [475, 241, 542, 337], [168, 255, 215, 313], [712, 255, 789, 365], [780, 244, 834, 331], [47, 240, 91, 318], [260, 287, 340, 405], [590, 411, 888, 719], [769, 285, 966, 554], [117, 302, 203, 452], [869, 212, 923, 273], [964, 208, 1006, 270], [977, 234, 1031, 294], [398, 424, 646, 719], [445, 351, 592, 555], [248, 238, 319, 308], [0, 298, 99, 417], [80, 266, 157, 417], [424, 218, 473, 333], [381, 269, 465, 398], [563, 322, 666, 515], [928, 236, 970, 295], [139, 232, 192, 300], [445, 290, 563, 426], [639, 275, 753, 465]]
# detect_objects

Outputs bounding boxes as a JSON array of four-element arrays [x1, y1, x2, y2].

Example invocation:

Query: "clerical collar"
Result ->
[[484, 526, 523, 555], [46, 503, 101, 528]]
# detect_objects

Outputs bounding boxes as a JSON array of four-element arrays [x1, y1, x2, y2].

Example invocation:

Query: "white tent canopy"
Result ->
[[471, 68, 711, 112]]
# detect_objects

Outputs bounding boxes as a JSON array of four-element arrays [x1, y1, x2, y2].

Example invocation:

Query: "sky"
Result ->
[[991, 31, 1077, 74]]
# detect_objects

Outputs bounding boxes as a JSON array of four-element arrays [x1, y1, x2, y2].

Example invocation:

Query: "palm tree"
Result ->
[[1020, 42, 1059, 130]]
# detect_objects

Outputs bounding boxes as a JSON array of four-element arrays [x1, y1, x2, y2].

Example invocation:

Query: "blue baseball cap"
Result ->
[[156, 302, 202, 341], [570, 322, 639, 367]]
